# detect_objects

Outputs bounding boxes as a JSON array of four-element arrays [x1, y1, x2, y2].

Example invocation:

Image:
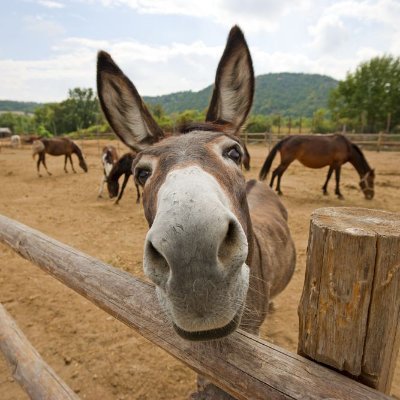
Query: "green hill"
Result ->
[[0, 100, 42, 113], [0, 73, 338, 118], [144, 73, 338, 117]]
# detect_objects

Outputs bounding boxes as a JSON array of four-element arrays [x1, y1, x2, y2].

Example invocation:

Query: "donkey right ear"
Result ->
[[97, 51, 164, 151]]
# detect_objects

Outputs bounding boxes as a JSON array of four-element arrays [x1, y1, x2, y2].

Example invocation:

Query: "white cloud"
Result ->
[[0, 31, 387, 102], [309, 0, 400, 56], [24, 15, 66, 36], [37, 0, 65, 8], [79, 0, 311, 32], [308, 14, 349, 53]]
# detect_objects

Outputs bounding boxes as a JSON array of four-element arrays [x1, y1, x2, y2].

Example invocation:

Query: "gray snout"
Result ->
[[144, 215, 247, 289], [142, 166, 250, 336]]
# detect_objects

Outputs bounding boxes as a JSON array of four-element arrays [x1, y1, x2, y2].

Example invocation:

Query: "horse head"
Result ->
[[359, 169, 375, 200]]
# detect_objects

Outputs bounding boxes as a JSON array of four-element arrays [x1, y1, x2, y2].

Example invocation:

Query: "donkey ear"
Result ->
[[97, 51, 164, 151], [206, 26, 254, 133]]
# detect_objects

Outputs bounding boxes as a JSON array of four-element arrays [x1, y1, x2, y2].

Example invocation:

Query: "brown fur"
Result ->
[[259, 134, 375, 199], [131, 130, 295, 334], [96, 25, 296, 339], [32, 137, 88, 177]]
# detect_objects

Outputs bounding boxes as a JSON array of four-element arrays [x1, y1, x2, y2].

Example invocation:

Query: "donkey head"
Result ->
[[97, 26, 254, 340]]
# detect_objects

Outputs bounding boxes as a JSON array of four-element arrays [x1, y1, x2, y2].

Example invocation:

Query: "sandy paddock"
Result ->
[[0, 140, 399, 399]]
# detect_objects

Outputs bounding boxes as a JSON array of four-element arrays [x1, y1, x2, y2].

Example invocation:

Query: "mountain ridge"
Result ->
[[0, 73, 338, 117]]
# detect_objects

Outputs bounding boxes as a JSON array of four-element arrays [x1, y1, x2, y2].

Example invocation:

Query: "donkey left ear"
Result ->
[[206, 26, 255, 134], [97, 51, 164, 152]]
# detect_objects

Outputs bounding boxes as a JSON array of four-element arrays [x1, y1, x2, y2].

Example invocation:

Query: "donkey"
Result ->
[[32, 137, 88, 177], [98, 145, 118, 198], [107, 152, 141, 205], [97, 26, 295, 342]]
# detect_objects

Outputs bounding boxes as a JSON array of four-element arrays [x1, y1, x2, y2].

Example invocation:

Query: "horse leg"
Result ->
[[37, 155, 42, 177], [98, 175, 106, 198], [135, 183, 141, 204], [64, 155, 69, 173], [42, 154, 52, 176], [269, 166, 280, 189], [322, 166, 334, 195], [115, 174, 130, 205], [69, 155, 77, 173], [334, 167, 344, 199], [275, 164, 289, 195]]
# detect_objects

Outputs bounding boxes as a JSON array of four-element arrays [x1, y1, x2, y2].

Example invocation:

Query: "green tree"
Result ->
[[65, 87, 100, 131], [245, 114, 271, 132], [0, 112, 36, 134], [329, 56, 400, 132], [312, 108, 333, 133]]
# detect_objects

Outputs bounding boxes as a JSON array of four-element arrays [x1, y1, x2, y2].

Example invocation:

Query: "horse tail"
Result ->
[[32, 140, 45, 159], [259, 137, 290, 181]]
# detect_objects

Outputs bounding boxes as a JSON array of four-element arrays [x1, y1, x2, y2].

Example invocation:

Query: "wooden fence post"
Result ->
[[298, 207, 400, 395], [377, 131, 383, 152]]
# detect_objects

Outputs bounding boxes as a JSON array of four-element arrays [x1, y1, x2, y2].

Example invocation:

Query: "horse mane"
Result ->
[[72, 141, 84, 159], [351, 142, 371, 171]]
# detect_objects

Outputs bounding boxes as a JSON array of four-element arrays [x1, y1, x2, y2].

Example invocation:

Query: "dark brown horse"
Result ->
[[259, 134, 375, 199], [32, 137, 88, 177], [107, 152, 140, 204]]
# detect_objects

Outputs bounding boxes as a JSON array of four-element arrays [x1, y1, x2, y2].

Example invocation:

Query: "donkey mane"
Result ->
[[179, 122, 230, 135]]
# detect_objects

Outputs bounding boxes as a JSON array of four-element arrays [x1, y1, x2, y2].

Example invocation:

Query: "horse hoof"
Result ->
[[277, 191, 283, 196], [338, 195, 344, 200], [323, 191, 328, 196]]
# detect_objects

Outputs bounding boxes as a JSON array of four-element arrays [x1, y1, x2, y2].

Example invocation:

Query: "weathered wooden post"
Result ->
[[377, 131, 383, 152], [298, 207, 400, 395], [0, 303, 79, 400]]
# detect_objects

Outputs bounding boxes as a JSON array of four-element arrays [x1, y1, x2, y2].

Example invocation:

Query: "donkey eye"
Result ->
[[136, 169, 151, 186], [225, 146, 242, 164]]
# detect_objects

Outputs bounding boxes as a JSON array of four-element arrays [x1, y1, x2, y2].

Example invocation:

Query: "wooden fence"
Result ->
[[241, 131, 400, 151], [0, 209, 399, 399]]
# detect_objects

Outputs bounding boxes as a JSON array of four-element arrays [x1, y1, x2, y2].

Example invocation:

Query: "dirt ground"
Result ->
[[0, 139, 399, 399]]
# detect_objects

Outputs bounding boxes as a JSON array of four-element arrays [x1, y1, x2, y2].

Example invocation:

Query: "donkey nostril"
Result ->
[[144, 240, 170, 286], [218, 220, 245, 268]]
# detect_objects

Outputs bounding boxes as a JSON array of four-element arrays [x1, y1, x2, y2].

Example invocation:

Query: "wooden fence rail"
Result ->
[[0, 303, 79, 400], [0, 214, 393, 400], [240, 132, 400, 151]]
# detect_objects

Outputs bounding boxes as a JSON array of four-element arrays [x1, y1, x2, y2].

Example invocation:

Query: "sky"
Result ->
[[1, 0, 400, 102]]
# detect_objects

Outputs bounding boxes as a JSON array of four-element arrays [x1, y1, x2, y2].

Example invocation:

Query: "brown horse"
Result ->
[[97, 25, 295, 344], [259, 134, 375, 199], [32, 137, 88, 177]]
